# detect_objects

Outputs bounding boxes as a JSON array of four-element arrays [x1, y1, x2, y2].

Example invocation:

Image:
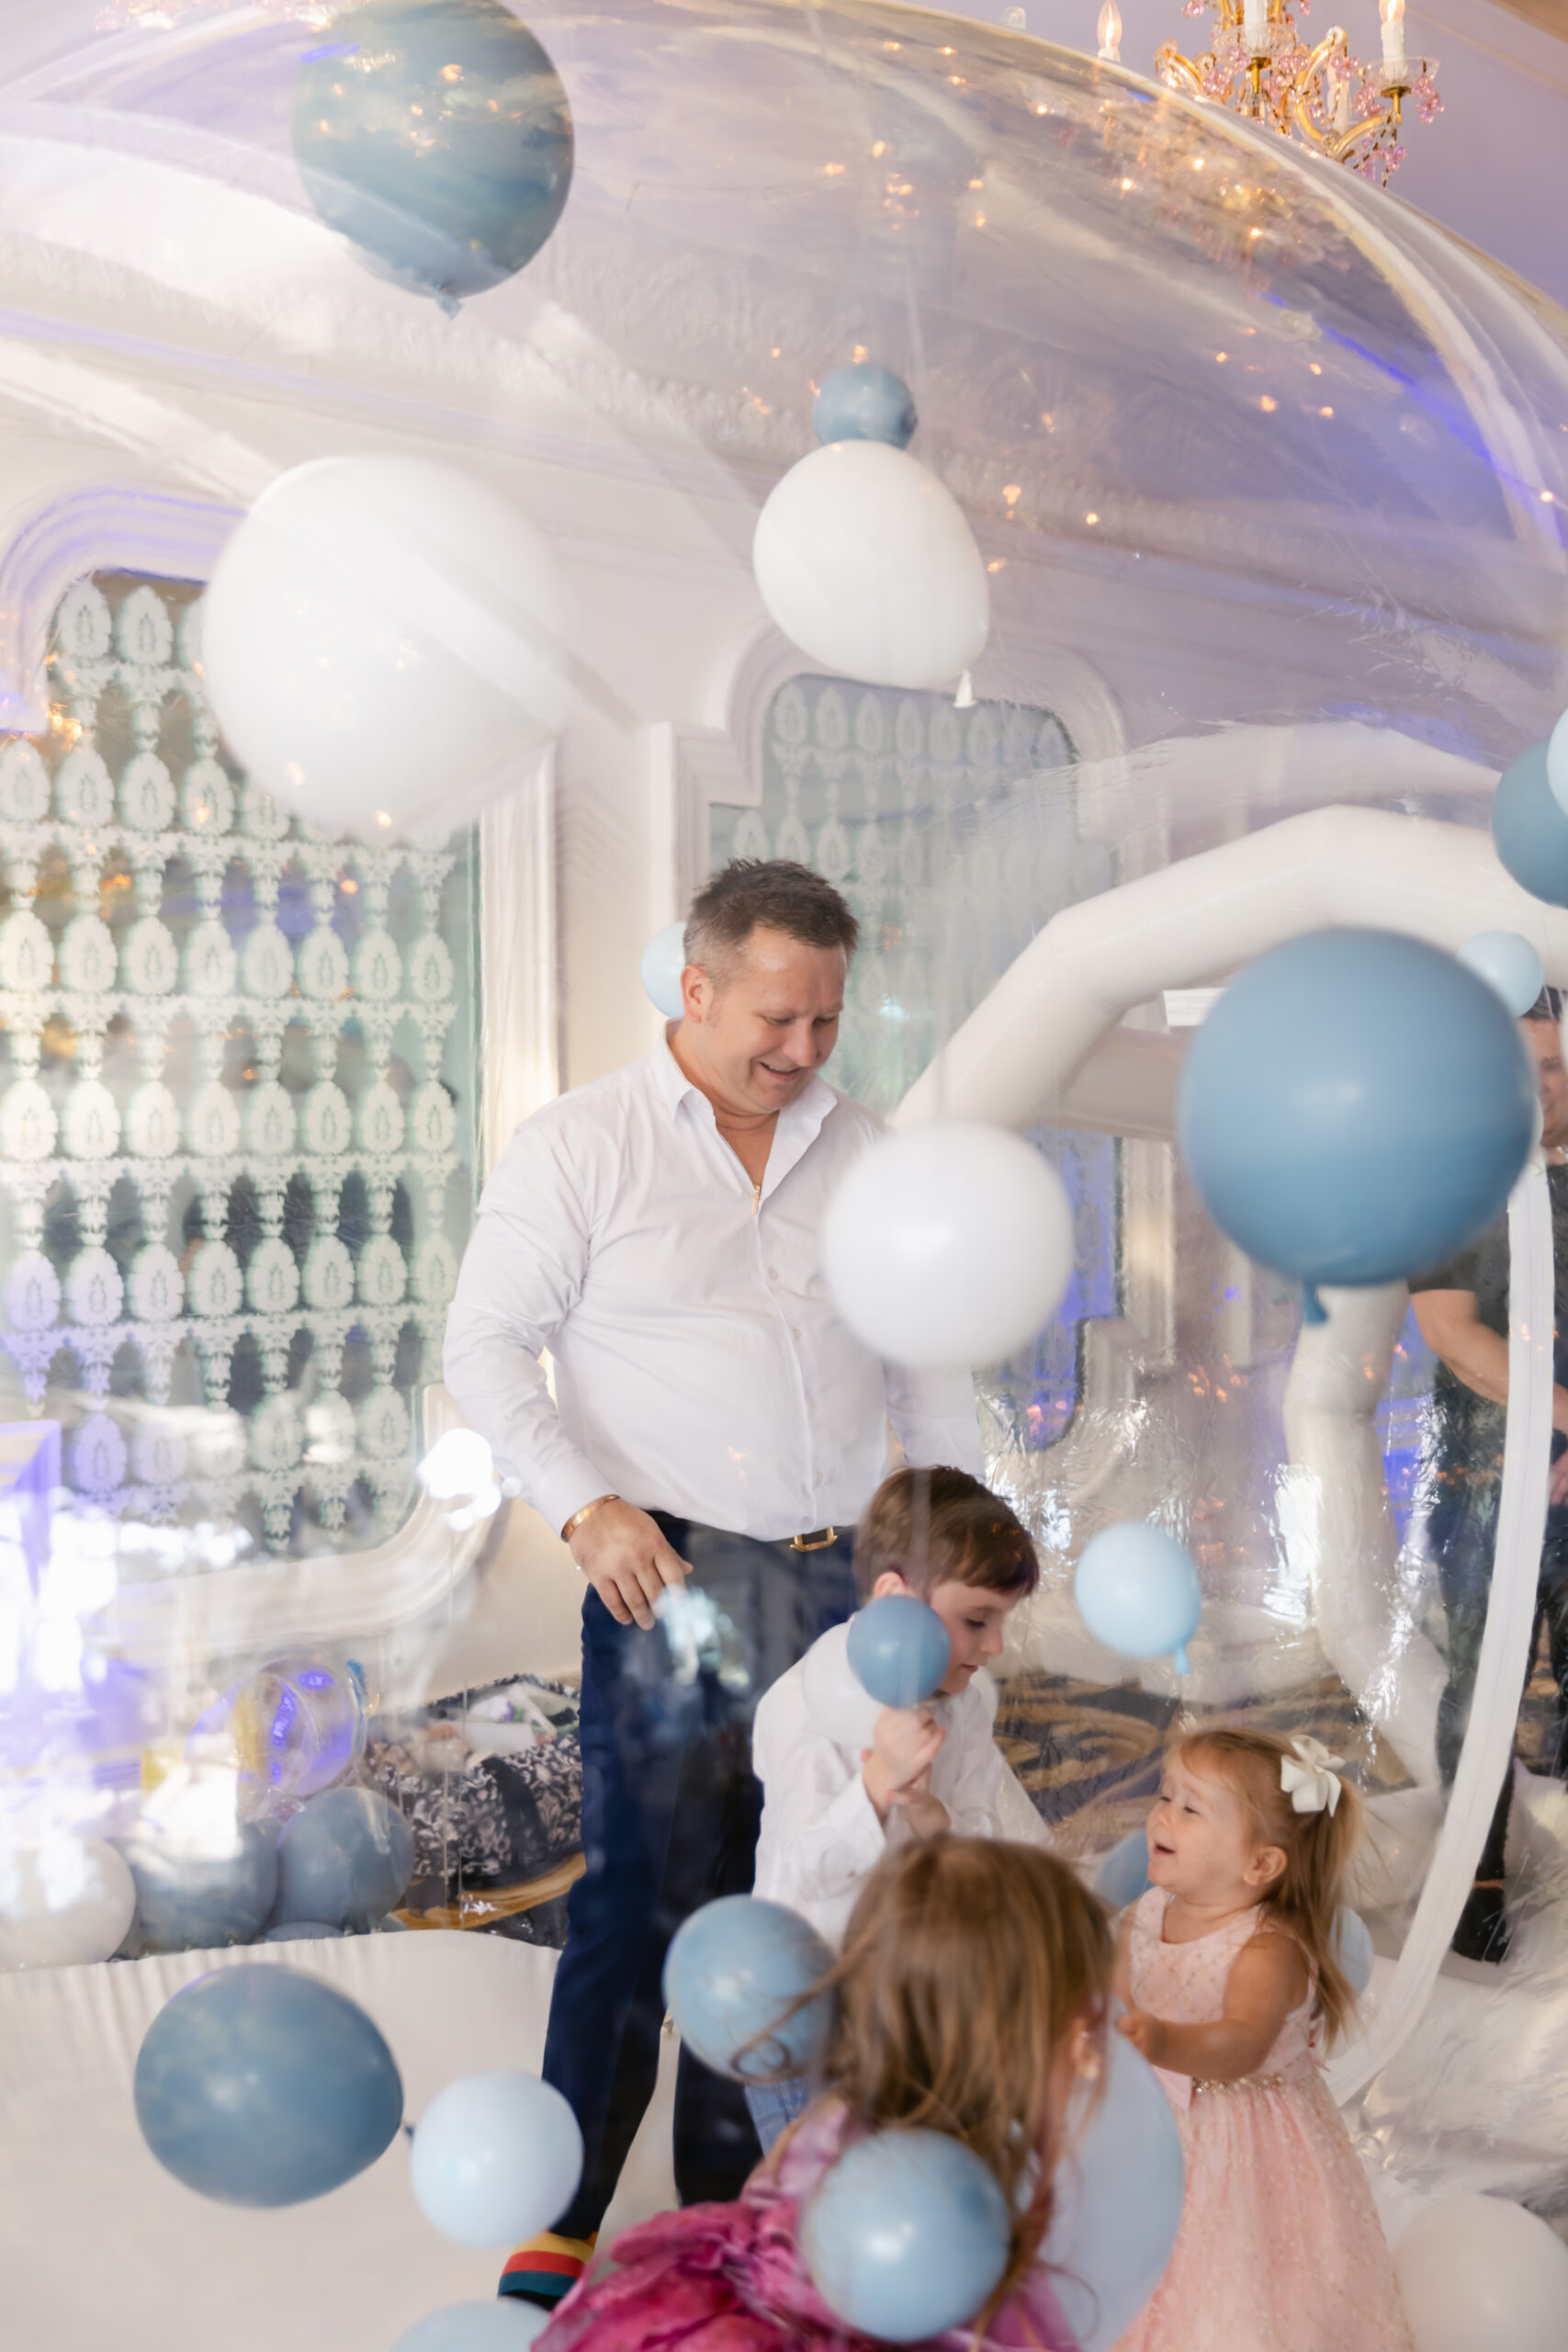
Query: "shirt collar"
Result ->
[[648, 1027, 839, 1145]]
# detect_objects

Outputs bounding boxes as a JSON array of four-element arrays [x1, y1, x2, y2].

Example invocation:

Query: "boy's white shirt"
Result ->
[[752, 1627, 1045, 1949]]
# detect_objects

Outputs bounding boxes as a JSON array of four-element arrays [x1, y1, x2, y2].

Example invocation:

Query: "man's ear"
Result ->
[[870, 1569, 912, 1600]]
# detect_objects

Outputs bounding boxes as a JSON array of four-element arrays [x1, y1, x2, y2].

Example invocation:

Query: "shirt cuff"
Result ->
[[529, 1453, 618, 1544]]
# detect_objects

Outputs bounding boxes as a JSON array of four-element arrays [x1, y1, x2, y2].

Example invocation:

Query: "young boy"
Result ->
[[747, 1464, 1042, 2146]]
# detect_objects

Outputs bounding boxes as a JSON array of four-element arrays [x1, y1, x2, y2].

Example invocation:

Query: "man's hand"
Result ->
[[569, 1498, 691, 1631], [1116, 2005, 1168, 2064], [861, 1706, 945, 1823], [1551, 1448, 1568, 1510]]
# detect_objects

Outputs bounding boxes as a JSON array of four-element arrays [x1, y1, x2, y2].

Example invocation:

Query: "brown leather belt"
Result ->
[[789, 1526, 838, 1552]]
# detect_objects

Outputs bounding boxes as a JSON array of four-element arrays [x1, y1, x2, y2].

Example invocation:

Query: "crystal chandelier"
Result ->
[[1101, 1, 1442, 186]]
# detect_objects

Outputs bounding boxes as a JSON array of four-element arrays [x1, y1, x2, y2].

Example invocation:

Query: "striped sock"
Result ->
[[498, 2231, 598, 2311]]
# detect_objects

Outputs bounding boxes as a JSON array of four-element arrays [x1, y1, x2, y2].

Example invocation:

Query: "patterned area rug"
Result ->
[[994, 1671, 1418, 1861]]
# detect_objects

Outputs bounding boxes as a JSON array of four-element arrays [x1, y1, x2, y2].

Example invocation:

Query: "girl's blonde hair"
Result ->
[[803, 1839, 1112, 2312], [1172, 1727, 1362, 2046]]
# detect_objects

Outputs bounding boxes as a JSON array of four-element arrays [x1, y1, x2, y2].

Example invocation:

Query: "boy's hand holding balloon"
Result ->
[[862, 1706, 946, 1825]]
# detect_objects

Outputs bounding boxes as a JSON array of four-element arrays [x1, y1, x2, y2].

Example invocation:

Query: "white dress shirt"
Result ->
[[751, 1627, 1008, 1948], [442, 1036, 982, 1543]]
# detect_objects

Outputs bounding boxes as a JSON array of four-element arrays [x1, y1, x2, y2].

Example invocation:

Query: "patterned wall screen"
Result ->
[[0, 576, 479, 1554], [709, 673, 1118, 1450]]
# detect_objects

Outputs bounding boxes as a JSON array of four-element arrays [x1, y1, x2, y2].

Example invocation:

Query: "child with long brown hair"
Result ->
[[1110, 1727, 1412, 2352], [541, 1838, 1111, 2352]]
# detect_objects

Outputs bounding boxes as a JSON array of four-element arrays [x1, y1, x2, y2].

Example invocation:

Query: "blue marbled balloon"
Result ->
[[292, 0, 573, 311], [273, 1785, 415, 1929], [812, 362, 918, 449]]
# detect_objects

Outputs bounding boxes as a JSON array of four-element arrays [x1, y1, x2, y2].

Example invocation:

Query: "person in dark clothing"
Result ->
[[1410, 989, 1568, 1964]]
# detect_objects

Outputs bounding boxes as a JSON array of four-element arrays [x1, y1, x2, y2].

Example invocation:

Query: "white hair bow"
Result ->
[[1280, 1736, 1345, 1816]]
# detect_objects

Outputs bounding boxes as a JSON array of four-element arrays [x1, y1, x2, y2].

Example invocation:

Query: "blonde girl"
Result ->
[[1111, 1727, 1413, 2352], [543, 1839, 1111, 2352]]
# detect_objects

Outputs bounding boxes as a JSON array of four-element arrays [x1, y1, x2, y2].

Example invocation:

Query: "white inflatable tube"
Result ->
[[895, 802, 1568, 1136], [1327, 1162, 1553, 2103]]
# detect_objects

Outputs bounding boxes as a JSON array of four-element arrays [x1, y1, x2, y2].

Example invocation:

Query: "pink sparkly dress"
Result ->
[[540, 2105, 1081, 2352], [1111, 1889, 1412, 2352]]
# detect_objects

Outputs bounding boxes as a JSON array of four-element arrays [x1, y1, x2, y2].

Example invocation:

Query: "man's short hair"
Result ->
[[853, 1465, 1040, 1601], [684, 860, 859, 981], [1525, 987, 1563, 1024]]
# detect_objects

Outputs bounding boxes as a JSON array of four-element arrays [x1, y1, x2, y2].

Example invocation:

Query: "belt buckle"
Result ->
[[791, 1526, 837, 1552]]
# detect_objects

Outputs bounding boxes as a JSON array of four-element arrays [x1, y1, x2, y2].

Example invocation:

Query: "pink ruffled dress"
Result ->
[[541, 2105, 1081, 2352], [1111, 1889, 1413, 2352]]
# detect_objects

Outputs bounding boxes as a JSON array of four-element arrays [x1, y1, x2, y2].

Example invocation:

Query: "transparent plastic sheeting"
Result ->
[[0, 0, 1565, 2288]]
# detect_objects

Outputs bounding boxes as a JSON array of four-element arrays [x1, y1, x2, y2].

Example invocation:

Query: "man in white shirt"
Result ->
[[443, 860, 981, 2305]]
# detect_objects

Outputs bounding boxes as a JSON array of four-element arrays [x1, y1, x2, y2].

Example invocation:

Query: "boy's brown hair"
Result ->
[[853, 1464, 1039, 1601]]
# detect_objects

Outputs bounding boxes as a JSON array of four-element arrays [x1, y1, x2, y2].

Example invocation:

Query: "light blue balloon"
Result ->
[[1493, 739, 1568, 909], [1178, 928, 1535, 1296], [118, 1820, 278, 1954], [812, 362, 918, 450], [1092, 1826, 1152, 1910], [846, 1594, 952, 1708], [411, 2071, 583, 2247], [1044, 2032, 1185, 2352], [1335, 1906, 1375, 1996], [640, 920, 687, 1020], [662, 1894, 834, 2084], [273, 1786, 414, 1930], [1458, 930, 1545, 1019], [1075, 1523, 1201, 1677], [292, 0, 573, 314], [133, 1962, 403, 2205], [396, 2305, 549, 2352], [801, 2130, 1010, 2342], [263, 1919, 344, 1942]]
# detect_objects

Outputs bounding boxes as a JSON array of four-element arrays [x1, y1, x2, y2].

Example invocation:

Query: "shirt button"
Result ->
[[767, 1268, 779, 1281]]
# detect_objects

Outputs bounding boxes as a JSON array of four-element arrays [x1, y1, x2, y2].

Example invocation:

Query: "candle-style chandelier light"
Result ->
[[1097, 1, 1441, 185]]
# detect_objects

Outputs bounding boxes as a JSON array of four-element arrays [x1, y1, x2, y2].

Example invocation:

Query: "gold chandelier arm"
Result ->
[[1290, 25, 1352, 148], [1154, 40, 1207, 98]]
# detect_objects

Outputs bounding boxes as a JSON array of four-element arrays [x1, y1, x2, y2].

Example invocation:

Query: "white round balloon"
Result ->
[[800, 1620, 884, 1755], [822, 1122, 1073, 1371], [1393, 2194, 1568, 2352], [641, 920, 688, 1020], [203, 455, 577, 845], [0, 1833, 137, 1968], [753, 442, 988, 691], [411, 2070, 584, 2248]]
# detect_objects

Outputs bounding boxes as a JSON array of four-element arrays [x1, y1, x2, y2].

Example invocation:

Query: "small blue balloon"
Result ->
[[640, 920, 687, 1020], [1334, 1906, 1375, 1996], [1075, 1523, 1201, 1677], [1178, 928, 1535, 1293], [801, 2130, 1010, 2342], [812, 362, 918, 450], [412, 2070, 583, 2247], [662, 1895, 834, 2084], [1493, 739, 1568, 908], [118, 1820, 278, 1954], [292, 0, 573, 313], [273, 1786, 414, 1930], [1092, 1826, 1153, 1910], [846, 1594, 952, 1709], [134, 1963, 403, 2205], [263, 1919, 344, 1942], [1457, 929, 1545, 1019], [395, 2306, 549, 2352], [1043, 2031, 1185, 2352]]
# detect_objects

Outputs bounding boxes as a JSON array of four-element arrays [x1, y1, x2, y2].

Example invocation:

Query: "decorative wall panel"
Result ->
[[0, 576, 479, 1552], [709, 673, 1118, 1450]]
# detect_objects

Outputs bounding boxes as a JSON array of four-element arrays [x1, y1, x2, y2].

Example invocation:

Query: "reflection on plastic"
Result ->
[[654, 1582, 751, 1693]]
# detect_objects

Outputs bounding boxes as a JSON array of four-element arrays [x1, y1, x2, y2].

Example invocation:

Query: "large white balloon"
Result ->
[[822, 1122, 1073, 1371], [800, 1621, 884, 1755], [641, 921, 688, 1020], [1393, 2194, 1568, 2352], [0, 1833, 137, 1967], [203, 455, 577, 845], [753, 442, 988, 691]]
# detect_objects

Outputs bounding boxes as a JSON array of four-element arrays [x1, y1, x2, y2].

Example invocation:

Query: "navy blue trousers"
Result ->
[[542, 1515, 857, 2237]]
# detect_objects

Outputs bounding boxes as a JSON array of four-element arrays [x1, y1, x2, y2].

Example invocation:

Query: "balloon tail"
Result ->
[[954, 669, 975, 708], [1172, 1644, 1190, 1679], [435, 287, 462, 321], [1302, 1283, 1328, 1326]]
